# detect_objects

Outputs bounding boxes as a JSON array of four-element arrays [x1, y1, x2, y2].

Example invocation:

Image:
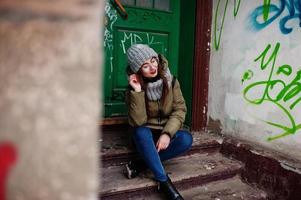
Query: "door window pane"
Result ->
[[136, 0, 153, 9], [120, 0, 135, 6], [154, 0, 170, 11]]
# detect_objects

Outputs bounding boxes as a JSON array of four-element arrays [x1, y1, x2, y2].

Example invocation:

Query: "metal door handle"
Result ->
[[114, 0, 128, 19]]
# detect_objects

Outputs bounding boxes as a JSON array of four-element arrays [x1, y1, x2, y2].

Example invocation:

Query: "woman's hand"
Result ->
[[129, 74, 142, 92], [156, 133, 170, 152]]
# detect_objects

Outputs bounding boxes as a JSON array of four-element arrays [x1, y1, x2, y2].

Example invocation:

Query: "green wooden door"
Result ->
[[103, 0, 180, 117]]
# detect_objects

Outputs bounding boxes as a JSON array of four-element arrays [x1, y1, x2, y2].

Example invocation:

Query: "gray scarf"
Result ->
[[146, 68, 172, 101]]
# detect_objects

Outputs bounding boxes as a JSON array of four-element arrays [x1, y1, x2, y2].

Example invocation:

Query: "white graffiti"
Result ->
[[104, 1, 117, 51], [104, 0, 165, 78], [120, 32, 164, 54], [104, 28, 113, 50], [121, 33, 142, 53], [146, 33, 163, 46], [104, 1, 118, 79], [105, 1, 117, 29]]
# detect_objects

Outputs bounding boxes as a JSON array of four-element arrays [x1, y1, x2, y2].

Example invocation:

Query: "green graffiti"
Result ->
[[263, 0, 271, 21], [242, 70, 254, 83], [214, 0, 271, 51], [276, 64, 292, 76], [243, 42, 301, 141], [234, 0, 241, 17], [214, 0, 242, 50]]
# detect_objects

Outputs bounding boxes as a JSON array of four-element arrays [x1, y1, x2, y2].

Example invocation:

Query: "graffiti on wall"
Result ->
[[104, 1, 117, 51], [212, 0, 301, 140], [104, 1, 165, 72], [242, 42, 301, 141], [104, 1, 117, 75], [120, 32, 164, 54], [250, 0, 301, 34], [213, 0, 242, 50], [214, 0, 301, 51]]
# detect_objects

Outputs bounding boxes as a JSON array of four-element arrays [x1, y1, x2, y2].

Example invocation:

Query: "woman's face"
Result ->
[[140, 57, 158, 78]]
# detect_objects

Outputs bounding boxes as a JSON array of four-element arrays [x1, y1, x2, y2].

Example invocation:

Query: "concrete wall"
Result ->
[[209, 0, 301, 160], [0, 0, 102, 199]]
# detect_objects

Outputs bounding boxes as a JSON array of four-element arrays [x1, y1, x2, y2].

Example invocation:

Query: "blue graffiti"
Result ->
[[250, 0, 301, 34]]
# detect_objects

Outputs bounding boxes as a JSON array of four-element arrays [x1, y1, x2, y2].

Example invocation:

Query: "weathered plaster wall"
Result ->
[[0, 0, 102, 199], [209, 0, 301, 160]]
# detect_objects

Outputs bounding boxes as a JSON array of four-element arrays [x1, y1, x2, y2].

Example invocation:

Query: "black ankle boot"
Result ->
[[158, 176, 184, 200], [125, 159, 147, 179]]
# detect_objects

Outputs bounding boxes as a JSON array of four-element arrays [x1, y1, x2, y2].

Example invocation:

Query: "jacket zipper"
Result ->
[[157, 100, 161, 125]]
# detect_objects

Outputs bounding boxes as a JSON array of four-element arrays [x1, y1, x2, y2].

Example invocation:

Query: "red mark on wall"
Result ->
[[0, 143, 17, 200]]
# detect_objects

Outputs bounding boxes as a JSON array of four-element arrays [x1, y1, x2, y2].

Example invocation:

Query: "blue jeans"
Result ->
[[132, 126, 193, 181]]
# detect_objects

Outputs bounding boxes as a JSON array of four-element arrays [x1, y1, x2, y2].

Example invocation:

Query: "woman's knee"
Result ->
[[175, 130, 193, 149], [133, 126, 153, 141]]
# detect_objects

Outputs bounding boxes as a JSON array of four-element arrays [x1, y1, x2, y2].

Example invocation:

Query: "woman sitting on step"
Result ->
[[125, 44, 193, 200]]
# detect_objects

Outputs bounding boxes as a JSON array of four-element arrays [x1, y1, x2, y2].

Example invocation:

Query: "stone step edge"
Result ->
[[100, 163, 241, 200], [221, 136, 301, 200], [101, 142, 221, 167]]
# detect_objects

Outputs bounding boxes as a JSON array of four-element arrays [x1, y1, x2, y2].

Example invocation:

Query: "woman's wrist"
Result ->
[[135, 88, 142, 92], [161, 132, 171, 138], [130, 85, 142, 92]]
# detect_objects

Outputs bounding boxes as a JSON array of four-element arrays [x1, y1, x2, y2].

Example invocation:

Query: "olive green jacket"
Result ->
[[126, 77, 187, 138]]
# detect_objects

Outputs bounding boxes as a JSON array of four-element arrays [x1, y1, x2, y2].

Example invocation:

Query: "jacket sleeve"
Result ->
[[162, 79, 187, 137], [126, 90, 148, 127]]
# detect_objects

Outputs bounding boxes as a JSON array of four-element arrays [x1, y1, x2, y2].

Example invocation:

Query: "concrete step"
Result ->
[[101, 127, 222, 167], [128, 176, 267, 200], [100, 151, 243, 200]]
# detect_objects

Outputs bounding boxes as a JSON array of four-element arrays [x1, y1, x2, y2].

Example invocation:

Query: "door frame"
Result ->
[[191, 0, 212, 131]]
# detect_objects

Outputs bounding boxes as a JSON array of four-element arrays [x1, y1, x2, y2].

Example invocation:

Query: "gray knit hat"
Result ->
[[127, 44, 158, 73]]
